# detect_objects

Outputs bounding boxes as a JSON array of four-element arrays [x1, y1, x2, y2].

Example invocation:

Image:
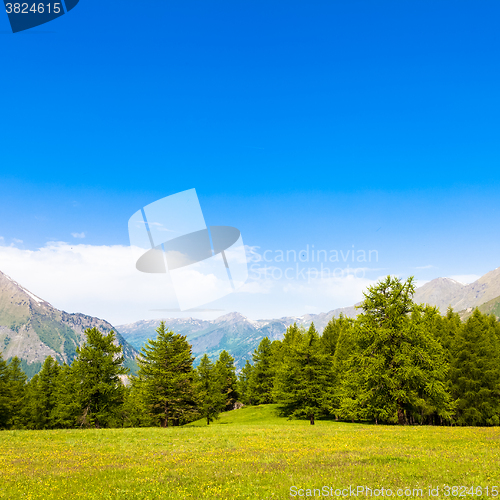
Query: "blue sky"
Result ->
[[1, 1, 500, 323]]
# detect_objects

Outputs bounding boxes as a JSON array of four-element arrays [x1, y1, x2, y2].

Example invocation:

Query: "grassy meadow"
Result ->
[[0, 405, 499, 500]]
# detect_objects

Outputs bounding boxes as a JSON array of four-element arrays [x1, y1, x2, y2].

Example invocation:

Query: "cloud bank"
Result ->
[[0, 241, 380, 325]]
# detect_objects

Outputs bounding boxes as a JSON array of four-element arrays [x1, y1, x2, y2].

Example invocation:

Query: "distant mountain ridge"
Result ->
[[413, 267, 500, 312], [0, 270, 138, 377], [118, 267, 500, 369], [117, 305, 357, 369]]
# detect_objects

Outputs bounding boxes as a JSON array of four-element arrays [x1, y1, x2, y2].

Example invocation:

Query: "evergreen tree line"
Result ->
[[0, 324, 239, 429], [238, 276, 500, 426], [1, 275, 499, 429]]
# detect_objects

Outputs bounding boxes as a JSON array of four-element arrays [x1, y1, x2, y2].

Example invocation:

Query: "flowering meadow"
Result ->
[[1, 405, 499, 500]]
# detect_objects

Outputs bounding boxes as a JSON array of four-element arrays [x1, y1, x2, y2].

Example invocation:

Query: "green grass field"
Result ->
[[1, 405, 499, 500]]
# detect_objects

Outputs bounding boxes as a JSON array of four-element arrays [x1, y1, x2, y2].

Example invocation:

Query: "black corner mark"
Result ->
[[3, 0, 79, 33]]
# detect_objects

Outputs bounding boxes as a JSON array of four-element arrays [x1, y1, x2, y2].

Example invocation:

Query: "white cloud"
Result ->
[[282, 272, 376, 305], [0, 242, 257, 325], [135, 220, 176, 232], [237, 280, 273, 295], [149, 222, 175, 232], [0, 242, 174, 325], [245, 245, 262, 262], [71, 232, 86, 239], [0, 242, 384, 326]]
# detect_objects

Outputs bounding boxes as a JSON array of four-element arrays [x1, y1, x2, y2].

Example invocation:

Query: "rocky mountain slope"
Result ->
[[0, 270, 138, 377], [413, 267, 500, 312]]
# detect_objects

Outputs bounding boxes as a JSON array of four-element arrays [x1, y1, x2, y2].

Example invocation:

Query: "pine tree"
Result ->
[[237, 360, 254, 405], [214, 350, 238, 411], [23, 356, 61, 429], [247, 337, 275, 404], [440, 307, 463, 360], [321, 314, 351, 357], [72, 327, 128, 428], [0, 353, 11, 429], [22, 373, 41, 429], [136, 321, 197, 427], [121, 381, 154, 428], [272, 324, 304, 371], [274, 323, 332, 424], [51, 363, 81, 428], [450, 309, 500, 426], [330, 316, 356, 416], [6, 357, 27, 429], [282, 323, 304, 352], [196, 354, 225, 425], [337, 276, 453, 425]]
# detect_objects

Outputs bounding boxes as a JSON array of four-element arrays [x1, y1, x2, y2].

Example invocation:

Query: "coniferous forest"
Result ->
[[1, 276, 499, 430]]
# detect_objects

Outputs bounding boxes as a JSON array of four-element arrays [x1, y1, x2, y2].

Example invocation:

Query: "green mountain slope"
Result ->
[[459, 294, 500, 321], [479, 295, 500, 318]]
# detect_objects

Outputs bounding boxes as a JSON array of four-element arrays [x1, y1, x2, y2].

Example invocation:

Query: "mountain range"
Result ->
[[2, 267, 500, 376], [117, 267, 500, 369], [0, 270, 138, 377]]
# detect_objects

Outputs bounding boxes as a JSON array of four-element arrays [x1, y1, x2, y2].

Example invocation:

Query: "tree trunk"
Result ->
[[162, 401, 169, 427], [310, 414, 315, 425], [207, 415, 210, 426], [397, 401, 405, 425], [80, 406, 89, 428]]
